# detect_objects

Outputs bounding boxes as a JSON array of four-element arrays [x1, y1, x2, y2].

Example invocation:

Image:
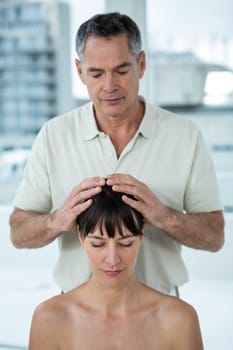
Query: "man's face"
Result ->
[[75, 34, 145, 120]]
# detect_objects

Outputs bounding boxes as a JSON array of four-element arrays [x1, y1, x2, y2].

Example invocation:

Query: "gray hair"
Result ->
[[75, 12, 142, 63]]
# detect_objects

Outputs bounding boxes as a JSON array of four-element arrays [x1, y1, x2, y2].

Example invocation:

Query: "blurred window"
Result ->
[[204, 71, 233, 105]]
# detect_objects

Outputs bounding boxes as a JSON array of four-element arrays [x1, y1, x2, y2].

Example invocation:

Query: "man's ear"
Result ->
[[75, 59, 85, 84], [138, 50, 146, 79]]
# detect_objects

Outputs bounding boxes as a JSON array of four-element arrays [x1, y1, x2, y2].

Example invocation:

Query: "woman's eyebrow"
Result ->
[[87, 234, 134, 240], [87, 235, 104, 240], [119, 235, 134, 240]]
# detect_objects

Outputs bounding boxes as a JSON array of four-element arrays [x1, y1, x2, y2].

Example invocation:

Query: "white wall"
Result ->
[[1, 205, 58, 268], [182, 213, 233, 281]]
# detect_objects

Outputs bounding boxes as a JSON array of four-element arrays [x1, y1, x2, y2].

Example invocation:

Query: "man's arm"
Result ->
[[107, 174, 225, 252], [154, 208, 224, 252], [10, 208, 58, 248], [10, 177, 105, 249]]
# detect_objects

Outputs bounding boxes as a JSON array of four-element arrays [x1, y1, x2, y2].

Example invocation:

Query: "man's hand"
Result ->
[[10, 176, 106, 248], [106, 173, 224, 251], [106, 173, 167, 228], [51, 176, 106, 233]]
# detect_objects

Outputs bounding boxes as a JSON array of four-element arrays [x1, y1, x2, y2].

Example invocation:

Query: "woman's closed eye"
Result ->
[[90, 242, 105, 248], [90, 242, 133, 248], [88, 238, 135, 248], [119, 241, 134, 247]]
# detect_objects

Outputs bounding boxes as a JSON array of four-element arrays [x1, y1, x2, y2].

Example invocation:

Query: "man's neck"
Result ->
[[95, 99, 144, 131], [94, 100, 145, 156]]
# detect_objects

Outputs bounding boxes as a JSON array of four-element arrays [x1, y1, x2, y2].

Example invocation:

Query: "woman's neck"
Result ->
[[83, 276, 142, 316]]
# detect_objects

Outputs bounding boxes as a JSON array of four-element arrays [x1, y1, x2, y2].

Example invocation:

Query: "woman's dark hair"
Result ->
[[77, 185, 143, 238], [75, 12, 142, 62]]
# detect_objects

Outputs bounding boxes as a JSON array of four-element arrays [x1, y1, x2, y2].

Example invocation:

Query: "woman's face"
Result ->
[[79, 225, 143, 285]]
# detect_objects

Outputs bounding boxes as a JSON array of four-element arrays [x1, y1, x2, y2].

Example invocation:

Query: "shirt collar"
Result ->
[[137, 96, 155, 139], [80, 102, 100, 140], [80, 97, 155, 141]]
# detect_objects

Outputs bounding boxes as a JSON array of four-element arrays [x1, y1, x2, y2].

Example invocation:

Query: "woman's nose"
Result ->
[[105, 245, 120, 266]]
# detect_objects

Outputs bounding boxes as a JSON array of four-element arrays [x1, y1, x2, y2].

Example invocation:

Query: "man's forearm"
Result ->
[[159, 209, 225, 252], [9, 209, 60, 249]]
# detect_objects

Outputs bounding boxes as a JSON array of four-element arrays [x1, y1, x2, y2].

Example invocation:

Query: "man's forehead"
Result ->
[[85, 33, 129, 46], [83, 34, 132, 57]]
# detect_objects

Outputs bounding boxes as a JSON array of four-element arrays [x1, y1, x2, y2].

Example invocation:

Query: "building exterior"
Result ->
[[0, 0, 73, 138]]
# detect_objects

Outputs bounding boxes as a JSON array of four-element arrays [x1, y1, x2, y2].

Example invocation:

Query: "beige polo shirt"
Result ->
[[13, 101, 222, 293]]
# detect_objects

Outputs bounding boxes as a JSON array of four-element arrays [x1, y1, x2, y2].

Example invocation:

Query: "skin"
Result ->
[[78, 227, 144, 289], [29, 227, 204, 350], [9, 34, 224, 252], [10, 176, 106, 248], [75, 34, 146, 156], [106, 173, 225, 252]]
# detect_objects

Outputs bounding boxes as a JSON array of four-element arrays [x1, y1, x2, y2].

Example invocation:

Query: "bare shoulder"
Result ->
[[32, 288, 82, 323], [37, 284, 92, 319], [161, 294, 198, 317], [140, 286, 203, 350], [29, 288, 87, 349], [32, 294, 65, 320], [29, 294, 66, 350], [157, 294, 203, 350], [30, 293, 71, 337], [141, 285, 194, 313], [152, 292, 198, 326]]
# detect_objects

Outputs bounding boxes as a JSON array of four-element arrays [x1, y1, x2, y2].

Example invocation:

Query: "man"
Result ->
[[10, 13, 224, 294]]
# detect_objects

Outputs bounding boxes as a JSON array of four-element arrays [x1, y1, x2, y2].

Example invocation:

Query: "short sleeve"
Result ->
[[184, 130, 222, 213], [13, 124, 52, 213]]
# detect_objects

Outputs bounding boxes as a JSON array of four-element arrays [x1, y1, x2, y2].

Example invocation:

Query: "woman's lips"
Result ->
[[103, 270, 122, 277]]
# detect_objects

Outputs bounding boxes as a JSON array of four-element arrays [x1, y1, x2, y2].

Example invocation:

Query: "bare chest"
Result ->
[[60, 315, 168, 350]]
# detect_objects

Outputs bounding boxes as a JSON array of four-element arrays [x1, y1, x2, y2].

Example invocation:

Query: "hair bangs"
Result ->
[[77, 185, 144, 239]]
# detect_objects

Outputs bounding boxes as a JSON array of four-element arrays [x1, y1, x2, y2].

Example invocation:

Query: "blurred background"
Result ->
[[0, 0, 232, 349]]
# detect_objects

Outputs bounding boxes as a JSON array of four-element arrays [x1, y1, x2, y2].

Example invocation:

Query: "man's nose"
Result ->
[[103, 74, 117, 93]]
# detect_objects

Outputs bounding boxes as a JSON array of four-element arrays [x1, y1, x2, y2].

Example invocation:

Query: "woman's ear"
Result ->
[[139, 230, 144, 244], [78, 229, 85, 247]]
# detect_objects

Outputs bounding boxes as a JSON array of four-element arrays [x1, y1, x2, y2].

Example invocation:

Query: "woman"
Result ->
[[29, 185, 203, 349]]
